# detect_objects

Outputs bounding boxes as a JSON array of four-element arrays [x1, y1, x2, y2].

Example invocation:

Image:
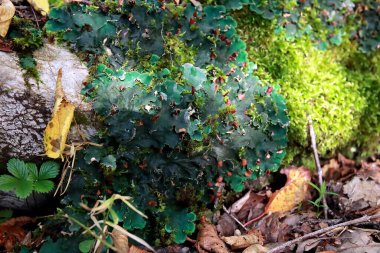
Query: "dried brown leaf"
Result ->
[[0, 216, 35, 252], [196, 217, 229, 253], [242, 244, 268, 253], [222, 234, 262, 250], [343, 177, 380, 209], [129, 245, 150, 253], [216, 213, 237, 236], [111, 229, 129, 253]]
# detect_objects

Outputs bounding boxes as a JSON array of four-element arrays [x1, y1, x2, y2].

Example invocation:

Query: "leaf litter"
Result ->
[[196, 155, 380, 253]]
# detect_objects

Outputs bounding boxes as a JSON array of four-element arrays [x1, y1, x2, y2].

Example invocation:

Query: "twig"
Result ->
[[30, 6, 40, 29], [267, 213, 380, 253], [222, 205, 248, 232], [308, 120, 328, 219]]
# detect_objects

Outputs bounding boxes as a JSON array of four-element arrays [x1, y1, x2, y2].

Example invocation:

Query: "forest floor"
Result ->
[[183, 153, 380, 253], [1, 2, 380, 253]]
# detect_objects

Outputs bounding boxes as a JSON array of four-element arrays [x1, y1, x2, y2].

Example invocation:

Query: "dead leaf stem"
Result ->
[[309, 120, 328, 219]]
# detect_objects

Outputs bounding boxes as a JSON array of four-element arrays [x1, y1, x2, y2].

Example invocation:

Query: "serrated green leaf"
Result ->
[[0, 175, 19, 191], [7, 158, 28, 179], [14, 179, 33, 198], [34, 180, 54, 193], [27, 163, 39, 181], [39, 161, 60, 180]]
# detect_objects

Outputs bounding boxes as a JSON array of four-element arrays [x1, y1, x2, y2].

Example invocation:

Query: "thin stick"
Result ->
[[267, 213, 380, 253], [222, 205, 248, 232], [308, 120, 328, 219]]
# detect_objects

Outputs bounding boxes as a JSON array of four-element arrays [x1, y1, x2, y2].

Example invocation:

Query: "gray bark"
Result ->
[[0, 43, 89, 163]]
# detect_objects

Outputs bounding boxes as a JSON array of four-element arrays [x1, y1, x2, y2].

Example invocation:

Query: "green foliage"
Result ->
[[217, 0, 379, 52], [19, 55, 40, 85], [40, 237, 82, 253], [335, 43, 380, 153], [0, 159, 60, 198], [308, 181, 337, 210], [44, 0, 289, 244], [237, 14, 365, 161], [163, 208, 196, 243], [9, 16, 43, 52]]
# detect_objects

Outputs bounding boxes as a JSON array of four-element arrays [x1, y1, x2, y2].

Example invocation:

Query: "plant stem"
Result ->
[[308, 120, 328, 219]]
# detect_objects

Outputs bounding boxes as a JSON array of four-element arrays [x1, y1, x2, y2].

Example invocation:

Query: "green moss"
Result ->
[[19, 55, 41, 87], [333, 41, 380, 154], [235, 11, 366, 162], [9, 16, 43, 52]]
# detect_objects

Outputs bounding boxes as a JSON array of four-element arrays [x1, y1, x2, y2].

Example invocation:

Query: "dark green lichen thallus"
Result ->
[[43, 0, 288, 245]]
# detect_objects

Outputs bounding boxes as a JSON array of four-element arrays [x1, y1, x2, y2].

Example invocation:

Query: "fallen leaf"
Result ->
[[236, 192, 266, 222], [111, 229, 129, 253], [0, 216, 35, 252], [335, 229, 380, 253], [230, 190, 252, 213], [0, 0, 15, 38], [343, 177, 380, 208], [296, 238, 322, 253], [265, 166, 311, 213], [222, 233, 262, 250], [360, 160, 380, 183], [129, 245, 150, 253], [26, 0, 49, 15], [242, 244, 268, 253], [44, 69, 76, 159], [216, 213, 237, 236], [196, 217, 229, 253]]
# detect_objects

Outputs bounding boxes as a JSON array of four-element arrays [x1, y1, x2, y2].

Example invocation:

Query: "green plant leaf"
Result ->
[[0, 175, 19, 191], [164, 208, 197, 243], [27, 162, 39, 181], [7, 158, 28, 179], [78, 239, 95, 253], [34, 180, 55, 193], [39, 161, 60, 180], [14, 179, 33, 198]]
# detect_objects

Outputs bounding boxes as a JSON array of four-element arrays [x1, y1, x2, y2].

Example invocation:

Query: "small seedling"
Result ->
[[308, 181, 337, 209]]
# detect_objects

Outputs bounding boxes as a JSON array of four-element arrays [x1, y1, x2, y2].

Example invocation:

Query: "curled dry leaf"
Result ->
[[196, 217, 229, 253], [265, 166, 311, 213], [0, 0, 15, 38], [111, 229, 129, 253], [44, 69, 76, 159], [222, 233, 263, 250]]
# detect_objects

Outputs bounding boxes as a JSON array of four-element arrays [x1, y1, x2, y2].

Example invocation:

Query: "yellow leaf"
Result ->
[[0, 0, 15, 38], [44, 69, 75, 159], [265, 166, 311, 213], [26, 0, 49, 16]]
